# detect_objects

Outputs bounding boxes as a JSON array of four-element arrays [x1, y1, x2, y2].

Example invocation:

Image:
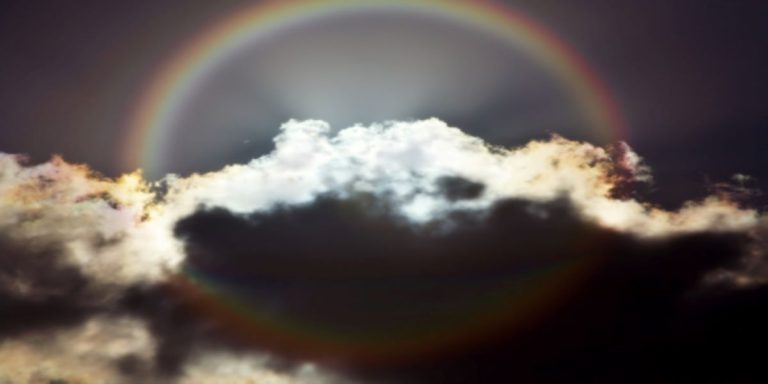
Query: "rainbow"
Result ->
[[122, 0, 627, 176], [124, 0, 626, 363]]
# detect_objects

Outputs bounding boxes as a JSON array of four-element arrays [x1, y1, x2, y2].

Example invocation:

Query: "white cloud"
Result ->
[[162, 119, 758, 236], [0, 118, 764, 381], [179, 352, 346, 384], [0, 118, 761, 291], [0, 316, 155, 383]]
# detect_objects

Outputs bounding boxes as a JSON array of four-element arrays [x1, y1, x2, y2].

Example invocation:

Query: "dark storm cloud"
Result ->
[[1, 118, 765, 382], [0, 234, 98, 337], [118, 283, 207, 377], [0, 186, 761, 382], [148, 189, 761, 382]]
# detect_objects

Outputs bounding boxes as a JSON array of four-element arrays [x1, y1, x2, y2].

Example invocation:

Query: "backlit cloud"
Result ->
[[0, 119, 765, 382]]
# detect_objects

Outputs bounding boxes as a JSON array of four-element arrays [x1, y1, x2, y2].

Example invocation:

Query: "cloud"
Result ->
[[0, 119, 765, 382], [0, 315, 155, 383], [161, 119, 757, 235], [0, 154, 179, 289], [0, 313, 342, 384], [169, 195, 748, 371], [178, 352, 345, 384]]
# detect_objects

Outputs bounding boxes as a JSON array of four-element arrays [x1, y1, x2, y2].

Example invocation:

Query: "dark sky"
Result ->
[[1, 2, 768, 382], [1, 0, 766, 207]]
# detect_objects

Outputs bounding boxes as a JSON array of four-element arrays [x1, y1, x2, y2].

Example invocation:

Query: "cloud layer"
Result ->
[[0, 119, 765, 382]]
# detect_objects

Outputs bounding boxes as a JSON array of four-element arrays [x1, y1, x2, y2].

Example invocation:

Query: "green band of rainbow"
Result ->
[[121, 0, 628, 175]]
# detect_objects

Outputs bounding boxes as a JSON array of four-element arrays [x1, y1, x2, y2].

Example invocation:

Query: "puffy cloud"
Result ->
[[0, 316, 154, 383], [0, 155, 180, 291], [162, 119, 757, 235], [178, 352, 345, 384], [0, 119, 758, 292], [0, 118, 765, 382], [0, 314, 341, 384]]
